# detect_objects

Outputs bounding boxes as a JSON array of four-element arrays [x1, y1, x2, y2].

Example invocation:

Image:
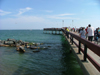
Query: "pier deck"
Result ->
[[62, 31, 100, 75]]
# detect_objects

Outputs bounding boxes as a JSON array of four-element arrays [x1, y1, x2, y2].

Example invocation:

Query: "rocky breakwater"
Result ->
[[0, 38, 48, 53]]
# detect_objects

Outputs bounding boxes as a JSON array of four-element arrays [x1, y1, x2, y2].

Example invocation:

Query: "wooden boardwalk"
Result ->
[[62, 31, 100, 75]]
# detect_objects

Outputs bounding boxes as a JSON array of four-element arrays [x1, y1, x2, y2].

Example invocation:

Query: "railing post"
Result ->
[[68, 33, 69, 38], [70, 36, 72, 43], [84, 44, 87, 61], [72, 37, 73, 45], [78, 41, 81, 53]]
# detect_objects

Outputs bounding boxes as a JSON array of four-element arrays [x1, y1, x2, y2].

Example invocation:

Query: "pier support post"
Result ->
[[55, 31, 57, 34], [59, 31, 60, 34], [72, 37, 73, 45], [46, 31, 47, 34], [52, 31, 53, 34]]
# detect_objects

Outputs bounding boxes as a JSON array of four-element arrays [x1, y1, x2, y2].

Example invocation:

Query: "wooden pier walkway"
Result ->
[[43, 28, 100, 75]]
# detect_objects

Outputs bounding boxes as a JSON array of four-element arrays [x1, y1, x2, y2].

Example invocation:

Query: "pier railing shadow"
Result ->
[[62, 29, 100, 72]]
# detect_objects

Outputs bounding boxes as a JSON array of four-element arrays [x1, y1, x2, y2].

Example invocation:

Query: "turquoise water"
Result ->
[[0, 30, 83, 75]]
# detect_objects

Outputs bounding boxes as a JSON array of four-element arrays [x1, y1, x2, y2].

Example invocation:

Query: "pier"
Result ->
[[43, 28, 100, 75], [43, 28, 62, 34]]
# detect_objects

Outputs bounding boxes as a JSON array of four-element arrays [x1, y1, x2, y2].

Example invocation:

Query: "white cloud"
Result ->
[[45, 10, 53, 13], [48, 16, 79, 20], [18, 7, 32, 15], [0, 9, 11, 16], [57, 13, 74, 16], [26, 7, 32, 10], [47, 13, 79, 20]]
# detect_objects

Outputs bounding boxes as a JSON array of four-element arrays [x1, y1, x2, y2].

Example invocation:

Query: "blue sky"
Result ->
[[0, 0, 100, 30]]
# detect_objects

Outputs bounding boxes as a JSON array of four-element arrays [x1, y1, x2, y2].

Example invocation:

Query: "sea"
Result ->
[[0, 30, 83, 75]]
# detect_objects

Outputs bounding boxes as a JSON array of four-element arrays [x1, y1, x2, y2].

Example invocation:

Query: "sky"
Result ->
[[0, 0, 100, 30]]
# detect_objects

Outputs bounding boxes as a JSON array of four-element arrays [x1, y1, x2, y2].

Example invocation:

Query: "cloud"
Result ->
[[57, 13, 74, 16], [0, 9, 11, 16], [45, 10, 53, 13], [47, 13, 79, 20], [18, 7, 32, 15], [48, 16, 79, 20]]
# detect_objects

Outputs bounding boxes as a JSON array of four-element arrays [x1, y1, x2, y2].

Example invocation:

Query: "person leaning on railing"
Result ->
[[66, 27, 69, 32]]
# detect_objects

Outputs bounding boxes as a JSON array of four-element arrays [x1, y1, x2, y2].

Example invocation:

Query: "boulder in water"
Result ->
[[30, 45, 38, 49], [16, 46, 25, 52]]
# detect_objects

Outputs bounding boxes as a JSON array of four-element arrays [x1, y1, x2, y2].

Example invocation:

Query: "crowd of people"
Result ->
[[78, 24, 100, 42], [64, 24, 100, 42]]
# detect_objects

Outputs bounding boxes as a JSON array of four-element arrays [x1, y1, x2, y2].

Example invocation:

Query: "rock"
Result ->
[[17, 40, 25, 45], [24, 42, 29, 46], [7, 39, 17, 44], [16, 47, 19, 51], [47, 46, 51, 47], [0, 39, 46, 53], [26, 45, 30, 48], [36, 43, 41, 45], [7, 38, 16, 41], [4, 41, 14, 45], [0, 43, 4, 46], [16, 44, 20, 47], [30, 45, 38, 49], [32, 43, 35, 45], [33, 43, 40, 46], [42, 47, 48, 49], [0, 43, 9, 47], [16, 46, 25, 52]]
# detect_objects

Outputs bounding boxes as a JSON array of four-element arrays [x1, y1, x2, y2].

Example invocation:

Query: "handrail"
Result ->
[[62, 29, 100, 72], [69, 31, 100, 56]]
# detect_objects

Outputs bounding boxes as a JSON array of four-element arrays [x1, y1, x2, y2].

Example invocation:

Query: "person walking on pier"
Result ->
[[87, 24, 94, 42], [79, 27, 86, 39]]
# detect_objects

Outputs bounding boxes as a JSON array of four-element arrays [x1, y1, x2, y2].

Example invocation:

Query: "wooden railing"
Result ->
[[62, 29, 100, 72]]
